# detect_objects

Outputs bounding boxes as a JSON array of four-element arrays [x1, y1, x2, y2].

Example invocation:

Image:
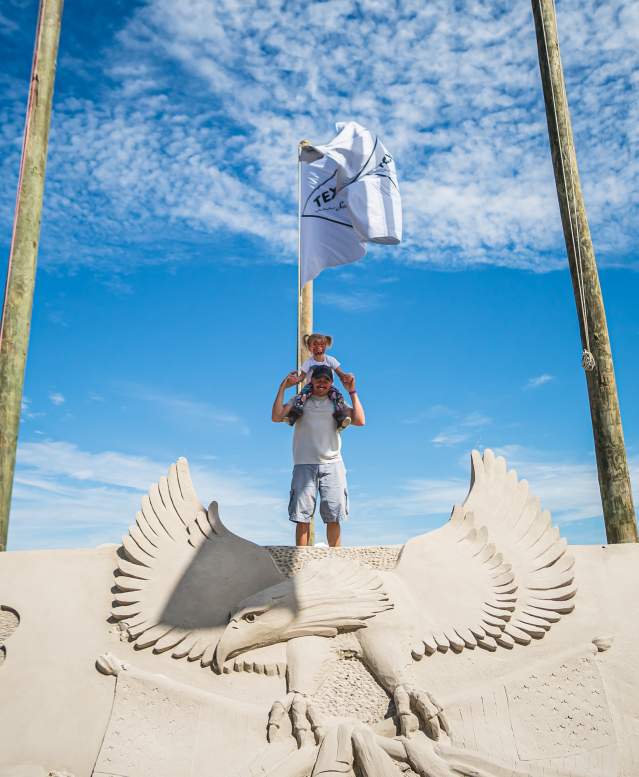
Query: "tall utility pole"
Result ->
[[531, 0, 637, 543], [0, 0, 64, 551]]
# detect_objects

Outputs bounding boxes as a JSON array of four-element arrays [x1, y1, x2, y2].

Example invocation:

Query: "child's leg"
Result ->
[[328, 387, 346, 412], [288, 384, 312, 425], [329, 388, 350, 429]]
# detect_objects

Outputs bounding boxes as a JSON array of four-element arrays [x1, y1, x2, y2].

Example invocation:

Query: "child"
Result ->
[[287, 333, 352, 429]]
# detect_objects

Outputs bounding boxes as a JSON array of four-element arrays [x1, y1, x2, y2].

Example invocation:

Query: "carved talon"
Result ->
[[394, 685, 419, 737], [267, 692, 324, 748], [394, 684, 449, 741], [267, 698, 289, 742]]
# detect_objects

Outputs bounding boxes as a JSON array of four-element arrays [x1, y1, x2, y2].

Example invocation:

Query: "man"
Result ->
[[271, 365, 365, 547]]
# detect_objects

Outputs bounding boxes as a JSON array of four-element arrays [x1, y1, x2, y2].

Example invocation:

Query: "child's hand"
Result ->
[[283, 371, 301, 388], [341, 373, 356, 393]]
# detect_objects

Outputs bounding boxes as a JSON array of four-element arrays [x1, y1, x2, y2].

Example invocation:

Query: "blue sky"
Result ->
[[1, 0, 638, 550]]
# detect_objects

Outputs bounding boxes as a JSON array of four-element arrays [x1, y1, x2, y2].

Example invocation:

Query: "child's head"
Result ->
[[304, 333, 333, 357]]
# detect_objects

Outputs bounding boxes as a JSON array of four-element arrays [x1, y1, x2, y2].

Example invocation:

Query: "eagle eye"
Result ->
[[243, 612, 257, 623]]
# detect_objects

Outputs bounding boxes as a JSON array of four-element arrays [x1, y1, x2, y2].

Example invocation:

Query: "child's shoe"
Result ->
[[334, 411, 351, 431], [287, 406, 303, 426]]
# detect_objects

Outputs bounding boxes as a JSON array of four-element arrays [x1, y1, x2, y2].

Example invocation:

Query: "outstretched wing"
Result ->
[[395, 449, 575, 658], [111, 457, 284, 668]]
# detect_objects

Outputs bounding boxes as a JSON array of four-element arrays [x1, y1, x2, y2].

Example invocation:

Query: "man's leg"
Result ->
[[296, 522, 311, 546], [326, 522, 341, 547], [317, 461, 348, 548], [288, 464, 318, 546]]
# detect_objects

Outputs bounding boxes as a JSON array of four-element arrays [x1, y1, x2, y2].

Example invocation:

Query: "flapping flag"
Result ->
[[299, 121, 402, 286]]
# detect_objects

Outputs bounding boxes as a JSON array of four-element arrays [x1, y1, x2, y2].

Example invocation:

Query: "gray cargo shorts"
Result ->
[[288, 461, 349, 524]]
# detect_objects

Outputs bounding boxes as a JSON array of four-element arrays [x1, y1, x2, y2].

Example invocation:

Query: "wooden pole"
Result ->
[[0, 0, 63, 552], [298, 281, 313, 368], [531, 0, 637, 543]]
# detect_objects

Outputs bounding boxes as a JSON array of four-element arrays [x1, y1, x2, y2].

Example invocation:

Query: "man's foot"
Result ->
[[334, 412, 351, 431], [287, 406, 303, 426]]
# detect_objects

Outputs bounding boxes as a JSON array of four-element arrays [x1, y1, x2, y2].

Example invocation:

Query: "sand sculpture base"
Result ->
[[0, 451, 637, 777]]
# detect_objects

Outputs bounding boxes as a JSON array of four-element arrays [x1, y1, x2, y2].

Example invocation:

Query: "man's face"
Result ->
[[311, 376, 332, 396], [309, 338, 327, 358]]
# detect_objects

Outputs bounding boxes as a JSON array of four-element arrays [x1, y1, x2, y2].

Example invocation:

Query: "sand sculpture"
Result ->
[[0, 449, 637, 776]]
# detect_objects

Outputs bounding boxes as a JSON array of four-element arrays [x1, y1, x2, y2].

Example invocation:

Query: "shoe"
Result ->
[[335, 412, 351, 431], [287, 407, 303, 426]]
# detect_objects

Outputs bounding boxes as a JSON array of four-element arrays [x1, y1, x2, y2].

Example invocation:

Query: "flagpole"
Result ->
[[297, 143, 313, 379], [297, 146, 301, 377], [297, 143, 314, 546]]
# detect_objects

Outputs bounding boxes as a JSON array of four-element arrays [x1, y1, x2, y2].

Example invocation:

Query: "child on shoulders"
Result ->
[[287, 333, 352, 430]]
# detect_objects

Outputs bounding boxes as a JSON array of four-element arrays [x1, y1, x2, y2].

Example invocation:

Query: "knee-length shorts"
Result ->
[[288, 461, 349, 524]]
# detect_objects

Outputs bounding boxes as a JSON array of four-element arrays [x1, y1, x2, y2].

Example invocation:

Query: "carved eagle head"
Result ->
[[213, 559, 393, 673]]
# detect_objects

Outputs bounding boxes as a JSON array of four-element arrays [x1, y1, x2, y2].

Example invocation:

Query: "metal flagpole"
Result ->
[[297, 143, 313, 378], [297, 143, 315, 545], [297, 144, 302, 379], [0, 0, 64, 551]]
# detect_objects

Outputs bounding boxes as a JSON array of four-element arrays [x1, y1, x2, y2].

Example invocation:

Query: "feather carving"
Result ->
[[111, 458, 284, 666], [395, 449, 576, 659]]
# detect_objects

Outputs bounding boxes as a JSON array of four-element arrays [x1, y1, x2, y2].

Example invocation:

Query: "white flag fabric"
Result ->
[[300, 154, 366, 287], [299, 121, 402, 285]]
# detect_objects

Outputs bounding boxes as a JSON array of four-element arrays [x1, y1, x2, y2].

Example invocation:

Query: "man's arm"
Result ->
[[271, 372, 299, 422], [341, 374, 365, 426]]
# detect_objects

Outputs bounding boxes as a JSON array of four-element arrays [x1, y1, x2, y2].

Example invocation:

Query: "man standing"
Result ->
[[271, 365, 365, 547]]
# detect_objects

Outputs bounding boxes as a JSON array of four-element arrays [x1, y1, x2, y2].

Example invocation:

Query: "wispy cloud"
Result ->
[[403, 404, 455, 425], [49, 392, 65, 406], [355, 444, 637, 545], [21, 396, 44, 421], [10, 440, 288, 550], [431, 431, 472, 447], [2, 1, 637, 273], [123, 385, 250, 436], [317, 290, 384, 313], [431, 410, 492, 447], [525, 373, 555, 390]]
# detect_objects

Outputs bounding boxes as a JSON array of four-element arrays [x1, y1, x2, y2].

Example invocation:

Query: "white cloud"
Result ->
[[317, 290, 384, 313], [21, 396, 44, 421], [10, 440, 289, 550], [525, 373, 554, 389], [8, 439, 636, 551], [2, 0, 637, 272], [356, 444, 638, 544], [49, 392, 65, 406], [432, 431, 472, 447], [122, 385, 250, 436], [431, 410, 492, 447]]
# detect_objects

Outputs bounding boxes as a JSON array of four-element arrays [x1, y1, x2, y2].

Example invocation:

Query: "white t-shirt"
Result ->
[[293, 395, 342, 465], [301, 355, 340, 385]]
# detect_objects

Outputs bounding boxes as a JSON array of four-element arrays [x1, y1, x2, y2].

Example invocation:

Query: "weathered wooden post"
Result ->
[[0, 0, 64, 551], [298, 281, 313, 368], [531, 0, 637, 542]]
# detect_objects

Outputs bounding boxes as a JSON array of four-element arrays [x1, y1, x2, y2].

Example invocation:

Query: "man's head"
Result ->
[[304, 333, 333, 359], [310, 364, 333, 396]]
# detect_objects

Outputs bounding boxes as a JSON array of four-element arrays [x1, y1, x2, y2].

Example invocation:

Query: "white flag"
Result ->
[[299, 122, 402, 286], [300, 154, 366, 286]]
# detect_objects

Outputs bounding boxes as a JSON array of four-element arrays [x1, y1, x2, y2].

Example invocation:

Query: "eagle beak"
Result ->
[[213, 621, 239, 674], [213, 641, 227, 674]]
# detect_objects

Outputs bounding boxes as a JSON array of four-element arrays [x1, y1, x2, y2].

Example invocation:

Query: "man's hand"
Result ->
[[341, 373, 356, 393], [343, 374, 365, 426], [272, 373, 298, 422]]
